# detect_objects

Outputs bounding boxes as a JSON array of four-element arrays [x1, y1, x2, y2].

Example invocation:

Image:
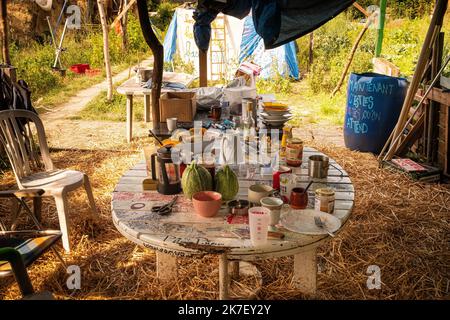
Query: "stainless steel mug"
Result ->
[[308, 155, 329, 179]]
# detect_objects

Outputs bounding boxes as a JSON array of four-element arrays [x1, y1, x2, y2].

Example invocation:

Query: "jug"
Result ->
[[151, 145, 182, 195], [219, 131, 243, 165]]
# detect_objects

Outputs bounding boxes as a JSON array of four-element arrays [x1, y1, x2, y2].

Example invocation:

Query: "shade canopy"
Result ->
[[194, 0, 355, 50]]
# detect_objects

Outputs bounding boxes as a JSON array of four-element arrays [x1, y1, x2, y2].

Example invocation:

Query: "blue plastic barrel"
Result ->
[[344, 72, 408, 154]]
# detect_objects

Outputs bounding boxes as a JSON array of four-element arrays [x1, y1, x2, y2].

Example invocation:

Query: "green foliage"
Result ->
[[347, 0, 433, 19], [151, 1, 177, 32], [10, 13, 149, 101], [166, 53, 195, 75], [301, 15, 376, 94], [256, 75, 292, 95]]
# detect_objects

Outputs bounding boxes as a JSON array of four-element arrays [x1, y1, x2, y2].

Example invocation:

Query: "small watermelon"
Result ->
[[181, 161, 213, 199], [215, 165, 239, 201]]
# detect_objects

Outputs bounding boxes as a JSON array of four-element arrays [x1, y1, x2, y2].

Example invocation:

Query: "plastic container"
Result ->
[[344, 72, 408, 154], [70, 64, 90, 74]]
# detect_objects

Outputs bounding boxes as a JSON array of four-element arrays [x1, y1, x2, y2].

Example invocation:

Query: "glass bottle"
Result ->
[[280, 125, 293, 160], [220, 94, 230, 120], [242, 101, 255, 137]]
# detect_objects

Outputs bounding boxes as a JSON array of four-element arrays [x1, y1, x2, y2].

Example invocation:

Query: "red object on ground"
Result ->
[[70, 64, 90, 74], [85, 68, 101, 77]]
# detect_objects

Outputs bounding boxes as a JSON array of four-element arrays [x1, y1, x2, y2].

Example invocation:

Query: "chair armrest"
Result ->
[[0, 189, 45, 199], [0, 247, 34, 296]]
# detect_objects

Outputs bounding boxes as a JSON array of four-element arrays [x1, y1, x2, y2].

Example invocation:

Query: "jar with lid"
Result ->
[[285, 138, 303, 167]]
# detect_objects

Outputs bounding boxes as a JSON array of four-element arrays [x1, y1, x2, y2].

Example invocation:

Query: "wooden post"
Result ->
[[375, 0, 387, 57], [293, 248, 317, 296], [199, 49, 208, 87], [427, 32, 444, 162], [230, 261, 240, 280], [120, 0, 128, 50], [156, 252, 178, 280], [126, 95, 133, 142], [219, 254, 229, 300], [0, 0, 15, 82], [384, 0, 448, 160], [307, 32, 314, 73], [97, 0, 113, 101], [136, 0, 163, 130]]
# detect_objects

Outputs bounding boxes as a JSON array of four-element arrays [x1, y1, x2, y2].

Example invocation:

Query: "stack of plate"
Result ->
[[260, 102, 293, 127]]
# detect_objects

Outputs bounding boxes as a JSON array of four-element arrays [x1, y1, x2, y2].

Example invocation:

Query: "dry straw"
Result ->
[[0, 137, 449, 300]]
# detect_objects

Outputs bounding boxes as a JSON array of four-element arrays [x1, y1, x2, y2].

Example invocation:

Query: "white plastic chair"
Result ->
[[0, 110, 97, 252]]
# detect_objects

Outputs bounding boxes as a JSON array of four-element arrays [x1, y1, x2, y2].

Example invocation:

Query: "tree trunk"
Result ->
[[97, 0, 113, 101], [307, 32, 314, 73], [136, 0, 163, 130], [0, 0, 15, 81], [120, 0, 128, 50]]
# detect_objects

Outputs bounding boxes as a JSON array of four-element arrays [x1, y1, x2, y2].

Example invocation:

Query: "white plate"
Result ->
[[262, 118, 291, 125], [260, 112, 293, 120], [280, 209, 341, 235], [263, 108, 291, 116]]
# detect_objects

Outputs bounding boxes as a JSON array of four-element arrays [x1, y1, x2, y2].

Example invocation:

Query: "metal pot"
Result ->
[[227, 199, 250, 215], [308, 155, 330, 179]]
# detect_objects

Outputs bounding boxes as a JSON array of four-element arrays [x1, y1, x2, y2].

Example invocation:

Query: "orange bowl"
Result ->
[[192, 191, 222, 217]]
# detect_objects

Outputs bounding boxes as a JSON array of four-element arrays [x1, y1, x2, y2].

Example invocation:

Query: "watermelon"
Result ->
[[215, 165, 239, 201], [181, 161, 213, 199]]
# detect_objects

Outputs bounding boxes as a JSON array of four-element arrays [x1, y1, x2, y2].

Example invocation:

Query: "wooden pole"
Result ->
[[375, 0, 387, 57], [307, 32, 314, 73], [199, 49, 208, 87], [331, 13, 375, 96], [98, 0, 113, 101], [0, 0, 15, 82], [120, 0, 128, 50], [110, 0, 137, 30], [353, 2, 370, 17], [136, 0, 163, 130], [384, 0, 447, 160]]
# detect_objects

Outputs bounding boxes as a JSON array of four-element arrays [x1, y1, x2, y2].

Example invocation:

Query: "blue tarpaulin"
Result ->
[[194, 0, 355, 50], [163, 11, 177, 63], [239, 15, 299, 79]]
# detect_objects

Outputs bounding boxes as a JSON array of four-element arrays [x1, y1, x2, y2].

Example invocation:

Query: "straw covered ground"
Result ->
[[0, 133, 449, 300]]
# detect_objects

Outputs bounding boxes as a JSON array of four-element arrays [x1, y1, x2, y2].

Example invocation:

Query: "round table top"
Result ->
[[111, 147, 354, 260]]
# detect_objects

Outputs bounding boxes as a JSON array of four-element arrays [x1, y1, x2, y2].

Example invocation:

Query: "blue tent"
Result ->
[[163, 9, 299, 80], [238, 15, 299, 79]]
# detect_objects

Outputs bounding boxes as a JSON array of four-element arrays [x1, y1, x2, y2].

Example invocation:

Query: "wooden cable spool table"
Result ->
[[111, 147, 354, 299]]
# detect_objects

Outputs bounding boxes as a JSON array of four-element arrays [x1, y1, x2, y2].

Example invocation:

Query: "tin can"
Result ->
[[314, 188, 335, 214], [286, 138, 303, 167]]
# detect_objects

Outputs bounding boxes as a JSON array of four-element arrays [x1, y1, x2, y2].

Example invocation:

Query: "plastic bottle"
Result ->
[[220, 93, 230, 120]]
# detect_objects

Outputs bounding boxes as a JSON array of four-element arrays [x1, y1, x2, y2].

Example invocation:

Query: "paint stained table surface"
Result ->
[[112, 147, 354, 260]]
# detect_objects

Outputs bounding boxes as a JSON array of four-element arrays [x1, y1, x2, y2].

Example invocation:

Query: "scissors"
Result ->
[[151, 196, 178, 216]]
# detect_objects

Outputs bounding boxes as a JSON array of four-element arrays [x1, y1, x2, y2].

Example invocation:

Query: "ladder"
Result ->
[[209, 14, 227, 82]]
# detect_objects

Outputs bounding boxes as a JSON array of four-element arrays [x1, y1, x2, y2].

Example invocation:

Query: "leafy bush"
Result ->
[[347, 0, 433, 19], [10, 13, 150, 100], [151, 1, 177, 32]]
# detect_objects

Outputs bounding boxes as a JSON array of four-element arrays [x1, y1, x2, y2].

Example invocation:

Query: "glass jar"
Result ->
[[286, 138, 303, 167]]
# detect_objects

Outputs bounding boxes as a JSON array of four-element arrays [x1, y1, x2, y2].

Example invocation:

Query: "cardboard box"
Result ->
[[159, 91, 196, 122]]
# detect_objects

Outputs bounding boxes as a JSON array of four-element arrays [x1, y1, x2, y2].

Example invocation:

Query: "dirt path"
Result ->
[[42, 58, 154, 150]]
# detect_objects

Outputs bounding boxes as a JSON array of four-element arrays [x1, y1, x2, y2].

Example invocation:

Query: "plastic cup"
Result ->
[[248, 207, 271, 246], [167, 118, 178, 132]]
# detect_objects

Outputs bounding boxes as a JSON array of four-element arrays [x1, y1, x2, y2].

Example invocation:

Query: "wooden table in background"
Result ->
[[116, 72, 195, 142], [111, 147, 354, 299]]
